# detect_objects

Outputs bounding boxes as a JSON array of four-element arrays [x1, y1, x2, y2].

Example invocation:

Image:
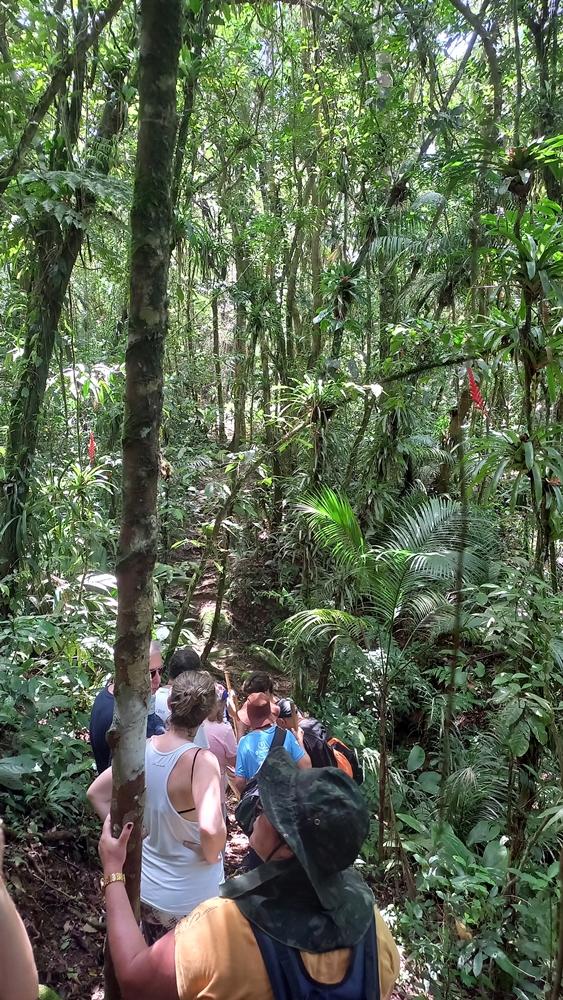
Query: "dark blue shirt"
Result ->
[[89, 684, 165, 773]]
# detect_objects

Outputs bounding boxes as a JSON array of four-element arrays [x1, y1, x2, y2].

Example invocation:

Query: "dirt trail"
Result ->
[[166, 542, 291, 699]]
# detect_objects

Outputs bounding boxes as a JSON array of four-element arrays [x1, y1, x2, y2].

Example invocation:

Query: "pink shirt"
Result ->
[[202, 720, 238, 798]]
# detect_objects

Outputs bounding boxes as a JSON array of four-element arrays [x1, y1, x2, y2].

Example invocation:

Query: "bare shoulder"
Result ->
[[193, 748, 221, 779], [175, 747, 220, 776]]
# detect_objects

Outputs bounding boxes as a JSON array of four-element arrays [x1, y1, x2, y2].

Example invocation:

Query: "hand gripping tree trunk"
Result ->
[[104, 1, 182, 998]]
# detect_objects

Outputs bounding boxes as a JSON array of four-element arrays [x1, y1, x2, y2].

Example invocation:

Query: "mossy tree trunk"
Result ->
[[104, 0, 182, 997], [0, 64, 126, 605]]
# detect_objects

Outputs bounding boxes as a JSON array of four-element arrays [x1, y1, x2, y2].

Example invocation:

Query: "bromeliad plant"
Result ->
[[281, 487, 496, 860]]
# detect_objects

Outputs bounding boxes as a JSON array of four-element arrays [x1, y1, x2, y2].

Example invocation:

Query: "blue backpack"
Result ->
[[251, 917, 380, 1000]]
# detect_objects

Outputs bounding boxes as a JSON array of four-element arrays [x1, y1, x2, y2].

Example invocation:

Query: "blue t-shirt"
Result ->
[[235, 725, 305, 780]]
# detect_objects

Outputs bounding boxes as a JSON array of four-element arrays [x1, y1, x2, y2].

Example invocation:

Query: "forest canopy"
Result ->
[[0, 0, 563, 997]]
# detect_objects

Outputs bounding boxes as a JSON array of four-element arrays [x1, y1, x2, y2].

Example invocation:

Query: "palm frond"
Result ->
[[298, 487, 367, 573], [282, 608, 374, 646], [388, 496, 460, 551], [398, 590, 450, 637]]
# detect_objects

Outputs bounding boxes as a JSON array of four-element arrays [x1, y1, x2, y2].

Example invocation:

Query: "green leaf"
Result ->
[[523, 440, 534, 470], [501, 700, 524, 726], [543, 805, 563, 833], [531, 462, 543, 506], [0, 754, 39, 789], [547, 365, 558, 403], [396, 812, 428, 834], [473, 952, 484, 978], [507, 720, 530, 757], [467, 820, 501, 846], [407, 745, 425, 771], [482, 840, 509, 871], [527, 714, 547, 745], [433, 822, 474, 864], [416, 771, 441, 794]]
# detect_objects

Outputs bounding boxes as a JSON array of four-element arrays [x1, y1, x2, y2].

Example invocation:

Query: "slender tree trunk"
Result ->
[[165, 418, 309, 664], [285, 228, 303, 366], [308, 175, 324, 370], [201, 539, 229, 663], [439, 439, 468, 813], [378, 670, 388, 862], [104, 1, 182, 996], [378, 263, 396, 363], [212, 293, 226, 443], [259, 323, 283, 525], [230, 240, 248, 451], [343, 398, 376, 491], [171, 1, 212, 209], [0, 0, 125, 197]]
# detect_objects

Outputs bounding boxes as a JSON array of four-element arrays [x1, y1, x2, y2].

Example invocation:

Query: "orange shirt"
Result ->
[[175, 896, 400, 1000]]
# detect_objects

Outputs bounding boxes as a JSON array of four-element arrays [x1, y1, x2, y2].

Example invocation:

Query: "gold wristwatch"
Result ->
[[100, 872, 126, 891]]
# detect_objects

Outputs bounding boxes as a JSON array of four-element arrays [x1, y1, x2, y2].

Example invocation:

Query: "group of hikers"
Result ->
[[0, 645, 400, 1000]]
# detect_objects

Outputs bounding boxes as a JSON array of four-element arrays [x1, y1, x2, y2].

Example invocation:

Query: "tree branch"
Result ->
[[0, 0, 125, 196], [381, 355, 473, 383], [449, 0, 502, 123]]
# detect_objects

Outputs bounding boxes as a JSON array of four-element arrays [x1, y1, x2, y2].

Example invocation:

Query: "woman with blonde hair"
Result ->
[[88, 670, 226, 943]]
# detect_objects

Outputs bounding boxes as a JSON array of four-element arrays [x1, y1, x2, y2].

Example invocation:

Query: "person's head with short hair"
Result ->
[[149, 639, 162, 695], [242, 670, 273, 698], [275, 697, 302, 730], [169, 671, 216, 733], [169, 646, 201, 680]]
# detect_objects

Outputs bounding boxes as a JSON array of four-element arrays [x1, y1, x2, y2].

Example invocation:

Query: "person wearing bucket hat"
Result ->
[[234, 692, 311, 796], [98, 748, 399, 1000]]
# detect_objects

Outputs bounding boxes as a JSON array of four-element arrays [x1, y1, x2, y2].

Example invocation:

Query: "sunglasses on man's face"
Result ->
[[150, 668, 162, 679]]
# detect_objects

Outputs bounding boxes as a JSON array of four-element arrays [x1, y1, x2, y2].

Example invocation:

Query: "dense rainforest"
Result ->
[[0, 0, 563, 997]]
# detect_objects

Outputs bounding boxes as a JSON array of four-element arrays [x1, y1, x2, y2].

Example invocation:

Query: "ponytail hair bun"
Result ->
[[169, 670, 216, 731]]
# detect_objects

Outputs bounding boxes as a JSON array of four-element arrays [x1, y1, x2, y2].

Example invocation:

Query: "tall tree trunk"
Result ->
[[212, 293, 226, 443], [307, 174, 324, 369], [104, 0, 182, 996], [285, 228, 303, 367], [0, 69, 126, 598], [230, 236, 248, 451], [259, 323, 283, 525]]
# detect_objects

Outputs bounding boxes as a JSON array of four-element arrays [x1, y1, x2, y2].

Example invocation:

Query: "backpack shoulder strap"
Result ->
[[251, 924, 301, 1000], [269, 724, 287, 754], [364, 915, 380, 1000], [251, 915, 380, 1000]]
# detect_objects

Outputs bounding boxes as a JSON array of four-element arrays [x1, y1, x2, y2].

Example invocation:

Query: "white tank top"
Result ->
[[140, 739, 223, 917]]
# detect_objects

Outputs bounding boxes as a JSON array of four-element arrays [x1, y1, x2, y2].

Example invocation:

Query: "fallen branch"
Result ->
[[2, 826, 83, 842]]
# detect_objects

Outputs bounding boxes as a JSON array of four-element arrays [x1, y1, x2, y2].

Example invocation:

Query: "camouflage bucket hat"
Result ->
[[221, 749, 374, 950], [258, 747, 371, 912]]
